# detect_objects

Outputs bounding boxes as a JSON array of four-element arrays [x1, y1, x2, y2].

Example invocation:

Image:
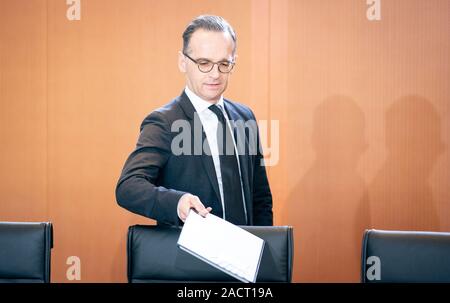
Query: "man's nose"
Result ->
[[208, 64, 221, 78]]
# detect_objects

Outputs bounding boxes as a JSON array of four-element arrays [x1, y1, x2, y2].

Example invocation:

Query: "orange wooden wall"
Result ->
[[0, 0, 449, 282]]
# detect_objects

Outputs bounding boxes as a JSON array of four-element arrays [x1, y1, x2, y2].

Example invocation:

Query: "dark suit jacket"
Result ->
[[116, 91, 273, 226]]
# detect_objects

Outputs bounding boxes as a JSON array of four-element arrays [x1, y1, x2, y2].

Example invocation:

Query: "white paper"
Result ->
[[177, 210, 265, 283]]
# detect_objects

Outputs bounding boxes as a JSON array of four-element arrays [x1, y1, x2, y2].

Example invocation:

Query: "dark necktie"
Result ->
[[209, 104, 247, 225]]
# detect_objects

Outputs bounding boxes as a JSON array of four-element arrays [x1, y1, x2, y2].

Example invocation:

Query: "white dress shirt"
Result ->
[[184, 86, 247, 221]]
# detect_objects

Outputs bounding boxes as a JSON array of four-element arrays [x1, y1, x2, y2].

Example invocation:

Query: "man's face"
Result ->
[[178, 29, 235, 103]]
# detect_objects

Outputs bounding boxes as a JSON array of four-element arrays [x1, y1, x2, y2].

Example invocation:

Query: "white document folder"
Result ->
[[177, 210, 265, 283]]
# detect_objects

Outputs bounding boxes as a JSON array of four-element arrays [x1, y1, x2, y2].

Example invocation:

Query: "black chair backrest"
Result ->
[[361, 229, 450, 283], [127, 225, 293, 283], [0, 222, 53, 283]]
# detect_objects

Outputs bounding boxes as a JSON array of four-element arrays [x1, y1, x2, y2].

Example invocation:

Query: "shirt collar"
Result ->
[[184, 86, 225, 114]]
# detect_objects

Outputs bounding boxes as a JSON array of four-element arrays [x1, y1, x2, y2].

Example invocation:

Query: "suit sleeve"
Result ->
[[250, 111, 274, 226], [115, 111, 185, 226]]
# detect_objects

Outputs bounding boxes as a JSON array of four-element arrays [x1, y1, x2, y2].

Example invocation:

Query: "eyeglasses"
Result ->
[[183, 53, 235, 74]]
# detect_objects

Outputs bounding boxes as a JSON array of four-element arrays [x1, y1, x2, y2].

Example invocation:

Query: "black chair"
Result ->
[[361, 229, 450, 283], [127, 225, 293, 283], [0, 222, 53, 283]]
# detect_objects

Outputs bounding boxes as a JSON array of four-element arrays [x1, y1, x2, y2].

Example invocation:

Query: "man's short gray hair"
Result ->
[[182, 15, 237, 55]]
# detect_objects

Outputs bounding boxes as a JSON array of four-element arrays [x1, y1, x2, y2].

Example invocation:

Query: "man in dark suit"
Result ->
[[116, 15, 273, 226]]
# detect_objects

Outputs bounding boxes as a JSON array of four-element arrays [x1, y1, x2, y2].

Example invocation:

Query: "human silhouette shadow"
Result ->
[[282, 96, 370, 282], [368, 95, 444, 231]]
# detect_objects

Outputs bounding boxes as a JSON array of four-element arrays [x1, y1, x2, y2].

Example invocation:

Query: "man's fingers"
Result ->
[[191, 202, 208, 217], [177, 194, 212, 221], [197, 206, 212, 217], [190, 197, 211, 217], [194, 196, 212, 217]]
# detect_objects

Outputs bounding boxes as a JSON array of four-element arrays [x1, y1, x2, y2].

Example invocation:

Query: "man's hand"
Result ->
[[177, 193, 212, 222]]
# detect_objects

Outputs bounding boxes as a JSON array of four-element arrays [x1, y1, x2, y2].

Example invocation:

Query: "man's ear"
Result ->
[[178, 51, 187, 73], [230, 54, 238, 74]]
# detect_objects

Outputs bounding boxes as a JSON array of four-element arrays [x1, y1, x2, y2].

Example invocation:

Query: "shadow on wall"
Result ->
[[368, 95, 445, 231], [282, 95, 371, 282]]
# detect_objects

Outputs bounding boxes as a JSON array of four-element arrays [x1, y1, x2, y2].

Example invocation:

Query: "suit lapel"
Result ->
[[178, 92, 221, 204], [223, 101, 252, 219], [199, 130, 222, 205]]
